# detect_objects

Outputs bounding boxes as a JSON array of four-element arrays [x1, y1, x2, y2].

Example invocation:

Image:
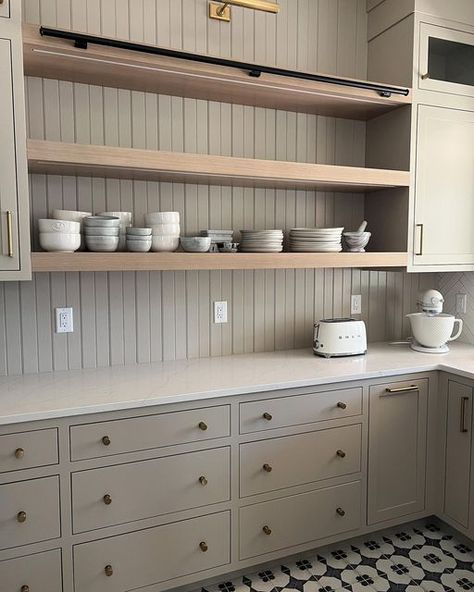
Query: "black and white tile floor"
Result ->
[[200, 521, 474, 592]]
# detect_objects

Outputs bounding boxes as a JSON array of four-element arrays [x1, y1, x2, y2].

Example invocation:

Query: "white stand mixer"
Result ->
[[407, 289, 463, 354]]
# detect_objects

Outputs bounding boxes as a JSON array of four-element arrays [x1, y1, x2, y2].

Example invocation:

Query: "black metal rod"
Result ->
[[39, 26, 410, 98]]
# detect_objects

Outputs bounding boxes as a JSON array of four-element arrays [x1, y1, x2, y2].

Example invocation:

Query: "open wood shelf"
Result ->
[[27, 140, 410, 192], [31, 252, 408, 272], [23, 25, 411, 121]]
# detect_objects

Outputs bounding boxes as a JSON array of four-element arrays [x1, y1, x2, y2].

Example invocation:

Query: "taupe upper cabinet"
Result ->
[[0, 3, 30, 280]]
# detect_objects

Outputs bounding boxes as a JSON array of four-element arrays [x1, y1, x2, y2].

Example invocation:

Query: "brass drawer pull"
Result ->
[[199, 541, 208, 552], [101, 435, 111, 446], [14, 447, 25, 459], [198, 421, 208, 431], [262, 463, 273, 473], [336, 507, 346, 517], [103, 494, 112, 505], [337, 402, 347, 410], [262, 525, 272, 535], [262, 412, 273, 421], [104, 565, 113, 577], [6, 210, 14, 258], [460, 396, 470, 433], [17, 511, 27, 523], [199, 475, 208, 486], [336, 449, 346, 458], [384, 385, 418, 395], [21, 586, 30, 592]]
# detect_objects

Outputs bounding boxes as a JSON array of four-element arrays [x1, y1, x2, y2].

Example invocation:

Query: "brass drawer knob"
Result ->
[[17, 511, 27, 523], [103, 494, 112, 505], [198, 421, 208, 431], [104, 565, 114, 577], [336, 449, 346, 458], [14, 448, 25, 459], [199, 541, 209, 552], [336, 507, 346, 517], [102, 435, 111, 446], [21, 586, 30, 592], [262, 463, 273, 473], [199, 476, 208, 486], [337, 402, 347, 410], [262, 525, 272, 535], [262, 412, 273, 421]]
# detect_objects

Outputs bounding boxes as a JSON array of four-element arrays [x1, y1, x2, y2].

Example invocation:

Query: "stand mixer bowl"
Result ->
[[407, 313, 463, 349]]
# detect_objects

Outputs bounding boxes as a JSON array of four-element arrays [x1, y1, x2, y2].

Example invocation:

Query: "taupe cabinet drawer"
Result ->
[[0, 476, 60, 550], [0, 549, 62, 592], [240, 424, 361, 497], [72, 447, 230, 533], [240, 387, 362, 433], [73, 511, 230, 592], [0, 428, 58, 473], [70, 405, 230, 460], [239, 480, 361, 559]]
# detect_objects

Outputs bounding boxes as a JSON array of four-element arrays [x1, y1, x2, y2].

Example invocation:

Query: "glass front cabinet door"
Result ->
[[419, 23, 474, 97]]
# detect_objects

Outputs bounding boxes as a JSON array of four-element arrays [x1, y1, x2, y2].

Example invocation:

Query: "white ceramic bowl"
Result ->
[[151, 235, 180, 252], [126, 227, 152, 236], [39, 232, 81, 252], [180, 237, 211, 252], [84, 226, 120, 236], [150, 223, 181, 236], [38, 219, 80, 234], [407, 313, 463, 348], [127, 238, 152, 253], [85, 235, 119, 252], [126, 235, 153, 242], [98, 211, 133, 227], [84, 216, 120, 227], [51, 209, 92, 225], [145, 212, 180, 225]]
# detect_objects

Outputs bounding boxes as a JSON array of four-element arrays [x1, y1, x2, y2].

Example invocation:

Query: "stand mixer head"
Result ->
[[417, 289, 444, 316]]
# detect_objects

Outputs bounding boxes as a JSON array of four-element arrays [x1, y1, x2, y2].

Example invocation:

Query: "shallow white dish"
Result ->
[[39, 232, 81, 252], [150, 223, 181, 236], [85, 235, 119, 252], [146, 212, 180, 225], [151, 235, 180, 252], [180, 237, 211, 252], [38, 219, 80, 234]]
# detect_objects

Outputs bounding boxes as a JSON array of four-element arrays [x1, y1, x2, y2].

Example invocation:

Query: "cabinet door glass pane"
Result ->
[[428, 37, 474, 88]]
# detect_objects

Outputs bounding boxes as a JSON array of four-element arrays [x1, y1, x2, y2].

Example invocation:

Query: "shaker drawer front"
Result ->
[[240, 387, 362, 434], [73, 511, 231, 592], [240, 424, 362, 497], [72, 447, 230, 533], [240, 481, 361, 559], [70, 405, 230, 461], [0, 428, 58, 474], [0, 476, 61, 550], [0, 549, 62, 592]]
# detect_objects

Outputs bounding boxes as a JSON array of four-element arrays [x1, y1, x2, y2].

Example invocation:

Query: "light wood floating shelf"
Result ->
[[27, 140, 410, 192], [31, 252, 408, 272], [23, 25, 411, 121]]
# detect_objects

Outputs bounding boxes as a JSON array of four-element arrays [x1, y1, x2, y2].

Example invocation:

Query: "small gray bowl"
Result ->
[[180, 237, 212, 253], [85, 235, 119, 252], [84, 226, 120, 236], [84, 216, 120, 227], [126, 227, 152, 236]]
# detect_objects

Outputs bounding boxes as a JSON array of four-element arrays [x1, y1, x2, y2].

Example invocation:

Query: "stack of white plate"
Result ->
[[240, 230, 284, 252], [289, 227, 343, 252]]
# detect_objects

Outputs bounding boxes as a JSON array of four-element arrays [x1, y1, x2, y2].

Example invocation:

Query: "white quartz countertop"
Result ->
[[1, 342, 474, 426]]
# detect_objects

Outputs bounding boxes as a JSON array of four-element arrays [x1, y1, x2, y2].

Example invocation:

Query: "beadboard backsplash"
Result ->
[[0, 0, 435, 375]]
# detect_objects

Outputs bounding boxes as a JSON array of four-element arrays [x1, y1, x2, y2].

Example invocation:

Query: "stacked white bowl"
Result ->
[[51, 209, 92, 250], [99, 211, 132, 251], [145, 212, 180, 252], [126, 228, 152, 252], [84, 216, 120, 252], [38, 219, 81, 252]]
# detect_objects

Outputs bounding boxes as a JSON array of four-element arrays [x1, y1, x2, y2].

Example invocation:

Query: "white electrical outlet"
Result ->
[[456, 293, 467, 315], [214, 301, 228, 324], [55, 307, 74, 333], [351, 294, 362, 315]]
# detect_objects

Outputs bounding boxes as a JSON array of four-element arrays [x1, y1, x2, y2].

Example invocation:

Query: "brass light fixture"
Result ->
[[209, 0, 280, 22]]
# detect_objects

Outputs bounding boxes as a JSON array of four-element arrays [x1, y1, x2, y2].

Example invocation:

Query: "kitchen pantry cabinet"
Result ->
[[368, 378, 428, 524], [0, 4, 30, 279], [443, 380, 472, 529]]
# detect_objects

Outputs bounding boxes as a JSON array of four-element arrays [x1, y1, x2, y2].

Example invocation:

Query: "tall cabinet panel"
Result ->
[[0, 3, 30, 279]]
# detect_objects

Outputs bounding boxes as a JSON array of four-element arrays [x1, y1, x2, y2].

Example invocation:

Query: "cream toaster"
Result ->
[[313, 318, 367, 358]]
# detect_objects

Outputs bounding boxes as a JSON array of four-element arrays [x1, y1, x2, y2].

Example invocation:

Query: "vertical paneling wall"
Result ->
[[0, 0, 434, 375]]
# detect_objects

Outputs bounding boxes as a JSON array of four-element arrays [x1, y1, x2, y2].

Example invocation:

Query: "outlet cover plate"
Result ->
[[351, 294, 362, 315], [55, 307, 74, 333], [214, 301, 228, 324]]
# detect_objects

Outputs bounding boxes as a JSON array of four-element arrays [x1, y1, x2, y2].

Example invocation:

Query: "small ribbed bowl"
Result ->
[[85, 235, 119, 252], [180, 237, 211, 252], [342, 231, 371, 252], [84, 216, 120, 228], [126, 227, 152, 237], [84, 226, 120, 236], [127, 238, 152, 252]]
